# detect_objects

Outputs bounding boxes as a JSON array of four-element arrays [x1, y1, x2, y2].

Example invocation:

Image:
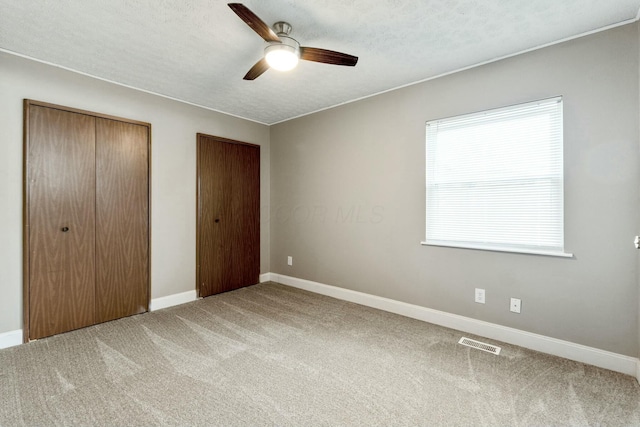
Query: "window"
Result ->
[[423, 97, 570, 257]]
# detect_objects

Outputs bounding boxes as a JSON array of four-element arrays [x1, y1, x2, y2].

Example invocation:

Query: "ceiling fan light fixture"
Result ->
[[265, 41, 299, 71], [229, 5, 358, 80]]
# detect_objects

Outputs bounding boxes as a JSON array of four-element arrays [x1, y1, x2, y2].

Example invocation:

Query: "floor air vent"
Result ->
[[458, 337, 501, 355]]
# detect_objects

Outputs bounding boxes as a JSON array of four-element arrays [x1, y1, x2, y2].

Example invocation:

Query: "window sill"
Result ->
[[420, 241, 574, 258]]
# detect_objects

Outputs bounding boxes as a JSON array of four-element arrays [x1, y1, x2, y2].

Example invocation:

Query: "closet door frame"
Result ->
[[23, 99, 152, 342]]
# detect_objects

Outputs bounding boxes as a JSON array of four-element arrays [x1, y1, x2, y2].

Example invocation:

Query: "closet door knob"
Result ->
[[61, 227, 69, 232]]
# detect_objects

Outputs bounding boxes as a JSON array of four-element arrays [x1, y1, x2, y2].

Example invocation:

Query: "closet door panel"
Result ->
[[198, 136, 233, 296], [95, 118, 149, 323], [229, 143, 260, 289], [28, 106, 96, 339]]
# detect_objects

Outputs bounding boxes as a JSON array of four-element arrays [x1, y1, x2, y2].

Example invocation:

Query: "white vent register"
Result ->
[[458, 337, 501, 355]]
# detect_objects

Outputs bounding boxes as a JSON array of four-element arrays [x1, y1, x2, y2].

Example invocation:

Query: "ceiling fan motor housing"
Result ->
[[266, 35, 300, 55], [267, 21, 299, 56]]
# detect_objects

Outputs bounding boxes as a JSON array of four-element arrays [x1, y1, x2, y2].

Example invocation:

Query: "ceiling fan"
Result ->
[[228, 3, 358, 80]]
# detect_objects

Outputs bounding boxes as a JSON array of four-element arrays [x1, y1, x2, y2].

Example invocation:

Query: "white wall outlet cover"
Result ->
[[475, 288, 485, 304], [287, 256, 293, 266], [510, 298, 521, 313]]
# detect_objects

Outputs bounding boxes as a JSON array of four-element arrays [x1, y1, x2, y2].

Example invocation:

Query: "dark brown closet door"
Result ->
[[95, 118, 149, 323], [229, 142, 260, 288], [28, 106, 96, 340], [197, 134, 260, 297]]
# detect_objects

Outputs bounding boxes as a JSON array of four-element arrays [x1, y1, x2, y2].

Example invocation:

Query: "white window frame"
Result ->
[[421, 97, 572, 258]]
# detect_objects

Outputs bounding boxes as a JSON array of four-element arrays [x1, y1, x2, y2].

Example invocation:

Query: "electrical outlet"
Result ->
[[510, 298, 521, 313], [475, 288, 485, 304], [287, 256, 293, 266]]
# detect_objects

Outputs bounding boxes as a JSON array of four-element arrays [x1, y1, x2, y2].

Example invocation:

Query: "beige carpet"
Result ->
[[1, 282, 639, 426]]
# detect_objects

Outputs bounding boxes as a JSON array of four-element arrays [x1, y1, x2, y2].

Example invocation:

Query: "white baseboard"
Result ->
[[271, 273, 639, 377], [259, 273, 273, 283], [150, 275, 271, 311], [0, 329, 23, 349], [150, 290, 198, 311]]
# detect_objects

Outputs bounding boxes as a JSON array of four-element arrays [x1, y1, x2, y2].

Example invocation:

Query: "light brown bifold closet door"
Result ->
[[27, 105, 97, 340], [24, 100, 150, 341], [95, 118, 149, 323]]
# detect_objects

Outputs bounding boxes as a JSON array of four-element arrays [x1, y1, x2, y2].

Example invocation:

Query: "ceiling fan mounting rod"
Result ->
[[272, 21, 292, 36]]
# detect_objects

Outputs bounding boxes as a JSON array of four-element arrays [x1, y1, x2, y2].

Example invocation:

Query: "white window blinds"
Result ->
[[424, 97, 568, 256]]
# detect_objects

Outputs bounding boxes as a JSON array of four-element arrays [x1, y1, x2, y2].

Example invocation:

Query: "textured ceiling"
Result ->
[[1, 0, 639, 124]]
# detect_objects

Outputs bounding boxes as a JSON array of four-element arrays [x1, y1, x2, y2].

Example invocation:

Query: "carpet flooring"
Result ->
[[1, 282, 639, 426]]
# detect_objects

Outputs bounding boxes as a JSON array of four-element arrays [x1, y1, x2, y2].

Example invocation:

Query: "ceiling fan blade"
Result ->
[[299, 47, 358, 66], [228, 3, 281, 43], [244, 58, 270, 80]]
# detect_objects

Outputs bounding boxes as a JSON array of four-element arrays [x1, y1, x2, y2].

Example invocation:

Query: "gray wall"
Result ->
[[270, 23, 640, 356], [0, 52, 270, 335]]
